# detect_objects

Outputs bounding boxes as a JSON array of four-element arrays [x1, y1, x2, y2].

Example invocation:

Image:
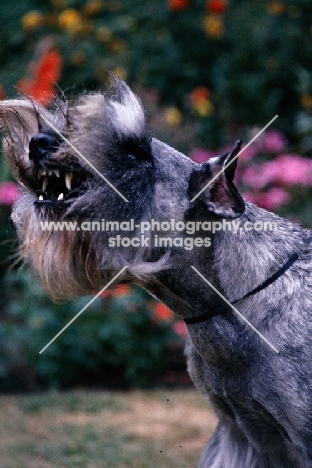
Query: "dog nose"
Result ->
[[29, 133, 58, 161]]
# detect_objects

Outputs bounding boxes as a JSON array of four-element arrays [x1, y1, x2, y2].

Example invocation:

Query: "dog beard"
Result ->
[[0, 80, 170, 299]]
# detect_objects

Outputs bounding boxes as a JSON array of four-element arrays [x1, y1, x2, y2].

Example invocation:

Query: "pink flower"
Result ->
[[173, 320, 188, 338], [0, 182, 19, 206], [242, 154, 312, 189], [238, 143, 259, 162], [190, 148, 217, 163], [261, 130, 287, 153], [243, 187, 291, 210], [242, 166, 271, 190], [273, 154, 312, 186]]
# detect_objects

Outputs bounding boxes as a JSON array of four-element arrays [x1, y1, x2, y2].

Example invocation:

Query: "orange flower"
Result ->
[[154, 303, 174, 321], [193, 100, 214, 117], [84, 0, 104, 16], [203, 14, 224, 39], [267, 1, 285, 15], [58, 8, 83, 32], [167, 0, 190, 11], [22, 11, 44, 30], [165, 107, 182, 126], [191, 86, 211, 104], [191, 87, 214, 116], [18, 45, 62, 105], [206, 0, 228, 14]]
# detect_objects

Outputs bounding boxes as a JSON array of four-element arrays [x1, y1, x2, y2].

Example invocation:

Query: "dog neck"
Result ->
[[143, 202, 310, 323]]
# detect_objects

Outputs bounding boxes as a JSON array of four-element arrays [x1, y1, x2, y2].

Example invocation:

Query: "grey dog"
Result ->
[[1, 80, 312, 467]]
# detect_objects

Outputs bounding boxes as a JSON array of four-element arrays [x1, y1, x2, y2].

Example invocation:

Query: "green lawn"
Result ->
[[0, 390, 216, 468]]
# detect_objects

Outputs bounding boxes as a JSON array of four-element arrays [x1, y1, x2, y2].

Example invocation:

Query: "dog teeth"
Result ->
[[39, 195, 44, 201], [65, 173, 72, 190], [38, 170, 47, 178], [38, 169, 61, 179], [42, 177, 48, 191], [58, 193, 64, 201]]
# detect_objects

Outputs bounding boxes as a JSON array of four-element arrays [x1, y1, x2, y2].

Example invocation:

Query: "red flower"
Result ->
[[190, 86, 210, 104], [167, 0, 190, 11], [154, 303, 174, 321], [17, 38, 62, 106], [115, 284, 131, 295], [206, 0, 228, 14], [100, 289, 115, 299], [100, 284, 131, 298]]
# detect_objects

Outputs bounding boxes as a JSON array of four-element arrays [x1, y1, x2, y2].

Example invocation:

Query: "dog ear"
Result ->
[[188, 140, 245, 218]]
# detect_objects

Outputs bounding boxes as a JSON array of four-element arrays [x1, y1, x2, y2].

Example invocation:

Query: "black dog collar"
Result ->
[[184, 235, 312, 325]]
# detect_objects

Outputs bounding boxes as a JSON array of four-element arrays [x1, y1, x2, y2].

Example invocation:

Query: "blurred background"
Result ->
[[1, 0, 312, 393]]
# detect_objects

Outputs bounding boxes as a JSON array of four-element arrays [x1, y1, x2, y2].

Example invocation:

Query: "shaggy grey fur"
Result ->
[[1, 80, 312, 467]]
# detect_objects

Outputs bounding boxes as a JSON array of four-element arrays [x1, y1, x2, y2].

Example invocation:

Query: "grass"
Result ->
[[0, 389, 217, 468]]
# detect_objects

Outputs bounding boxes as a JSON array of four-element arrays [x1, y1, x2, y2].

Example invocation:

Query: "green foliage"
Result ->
[[1, 0, 312, 391], [1, 1, 312, 148], [0, 270, 184, 390]]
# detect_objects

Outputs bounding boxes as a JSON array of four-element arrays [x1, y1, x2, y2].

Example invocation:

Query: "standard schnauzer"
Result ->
[[1, 80, 312, 467]]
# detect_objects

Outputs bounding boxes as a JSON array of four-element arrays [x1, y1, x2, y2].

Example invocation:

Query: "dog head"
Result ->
[[0, 79, 244, 299]]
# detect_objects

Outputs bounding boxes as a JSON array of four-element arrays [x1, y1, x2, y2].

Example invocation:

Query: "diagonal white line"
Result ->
[[40, 114, 129, 203], [190, 266, 279, 354], [190, 115, 278, 202], [39, 266, 128, 354]]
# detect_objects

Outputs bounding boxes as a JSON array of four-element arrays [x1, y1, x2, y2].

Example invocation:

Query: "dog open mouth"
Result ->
[[34, 166, 88, 212], [28, 132, 90, 215]]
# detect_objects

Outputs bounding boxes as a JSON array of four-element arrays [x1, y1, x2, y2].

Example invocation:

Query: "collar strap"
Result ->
[[184, 250, 302, 326]]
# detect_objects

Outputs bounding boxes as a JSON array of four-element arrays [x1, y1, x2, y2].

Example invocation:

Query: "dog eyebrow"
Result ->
[[40, 114, 129, 203]]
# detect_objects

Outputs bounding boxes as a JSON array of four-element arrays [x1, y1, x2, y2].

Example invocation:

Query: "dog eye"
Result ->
[[121, 135, 152, 163]]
